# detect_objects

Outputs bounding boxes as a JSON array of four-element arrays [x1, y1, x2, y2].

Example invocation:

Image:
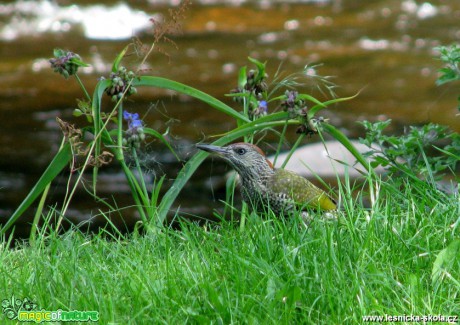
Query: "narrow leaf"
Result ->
[[1, 143, 72, 235], [297, 94, 326, 108], [321, 122, 373, 173], [308, 91, 361, 119], [112, 45, 130, 73], [133, 77, 249, 123], [248, 56, 266, 82], [91, 78, 113, 192], [143, 128, 180, 161], [238, 66, 247, 88], [432, 239, 460, 286]]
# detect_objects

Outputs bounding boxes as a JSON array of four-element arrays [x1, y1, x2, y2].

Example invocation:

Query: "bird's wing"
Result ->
[[270, 169, 336, 211]]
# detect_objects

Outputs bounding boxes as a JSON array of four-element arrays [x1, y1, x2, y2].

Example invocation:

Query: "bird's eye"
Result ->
[[235, 148, 246, 155]]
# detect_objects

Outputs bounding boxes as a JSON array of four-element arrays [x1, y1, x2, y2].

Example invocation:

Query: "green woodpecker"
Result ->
[[197, 142, 336, 216]]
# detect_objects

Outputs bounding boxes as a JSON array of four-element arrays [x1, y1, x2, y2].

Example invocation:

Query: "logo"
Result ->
[[2, 295, 99, 323]]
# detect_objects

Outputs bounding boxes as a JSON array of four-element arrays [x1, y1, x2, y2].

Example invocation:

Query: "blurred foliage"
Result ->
[[359, 120, 460, 180]]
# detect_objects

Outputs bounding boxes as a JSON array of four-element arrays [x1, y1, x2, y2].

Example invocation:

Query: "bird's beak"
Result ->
[[196, 144, 228, 157]]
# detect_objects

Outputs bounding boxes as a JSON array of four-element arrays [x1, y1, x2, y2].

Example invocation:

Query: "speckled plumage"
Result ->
[[197, 142, 336, 215]]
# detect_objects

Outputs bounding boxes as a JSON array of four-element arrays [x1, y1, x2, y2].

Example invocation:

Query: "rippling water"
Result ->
[[1, 0, 459, 235]]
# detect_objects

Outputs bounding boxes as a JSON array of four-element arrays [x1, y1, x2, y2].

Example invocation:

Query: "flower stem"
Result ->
[[117, 102, 125, 161], [280, 133, 305, 169], [74, 74, 92, 102]]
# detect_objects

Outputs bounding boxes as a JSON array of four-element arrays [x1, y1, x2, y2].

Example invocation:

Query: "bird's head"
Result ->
[[197, 142, 274, 180]]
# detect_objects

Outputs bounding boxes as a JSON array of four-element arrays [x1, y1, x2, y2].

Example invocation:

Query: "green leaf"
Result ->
[[112, 45, 130, 73], [53, 48, 65, 57], [73, 109, 83, 117], [91, 78, 114, 192], [276, 285, 301, 308], [321, 122, 373, 173], [143, 128, 180, 161], [247, 56, 266, 83], [150, 175, 165, 208], [1, 143, 72, 235], [297, 93, 326, 108], [70, 58, 90, 68], [225, 92, 250, 99], [432, 239, 460, 286], [133, 76, 249, 123], [308, 91, 361, 119], [248, 57, 266, 74], [238, 66, 247, 88], [268, 94, 286, 102]]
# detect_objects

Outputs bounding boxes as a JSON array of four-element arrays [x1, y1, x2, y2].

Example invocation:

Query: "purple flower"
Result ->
[[123, 111, 143, 129], [285, 90, 298, 108], [258, 100, 268, 113], [250, 100, 268, 119], [123, 111, 145, 149]]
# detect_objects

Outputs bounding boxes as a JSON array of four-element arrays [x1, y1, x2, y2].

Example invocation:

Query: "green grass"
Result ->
[[1, 176, 459, 324]]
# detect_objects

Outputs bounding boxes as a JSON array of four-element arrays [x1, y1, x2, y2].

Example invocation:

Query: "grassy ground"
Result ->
[[1, 176, 459, 324]]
